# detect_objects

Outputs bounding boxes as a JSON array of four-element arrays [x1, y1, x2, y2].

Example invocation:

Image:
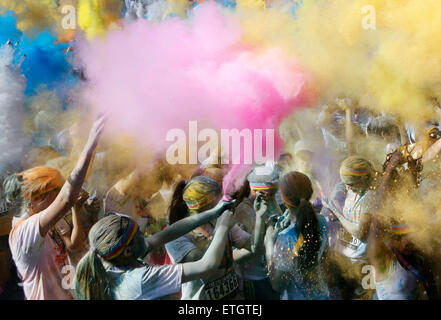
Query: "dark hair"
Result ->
[[168, 180, 188, 225], [280, 172, 321, 270]]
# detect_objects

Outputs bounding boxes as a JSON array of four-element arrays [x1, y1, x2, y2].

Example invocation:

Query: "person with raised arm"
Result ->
[[7, 115, 106, 300], [74, 210, 235, 300]]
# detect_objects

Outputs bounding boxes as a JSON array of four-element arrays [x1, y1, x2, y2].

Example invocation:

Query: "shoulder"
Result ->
[[277, 224, 297, 241]]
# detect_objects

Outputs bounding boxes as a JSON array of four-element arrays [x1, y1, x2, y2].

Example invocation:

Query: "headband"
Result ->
[[340, 167, 370, 177], [280, 190, 298, 208], [30, 185, 62, 199], [185, 193, 218, 210], [390, 223, 412, 235], [249, 182, 278, 191], [100, 219, 138, 260]]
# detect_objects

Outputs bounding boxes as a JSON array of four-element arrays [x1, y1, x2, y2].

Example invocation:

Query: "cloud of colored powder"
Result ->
[[76, 2, 314, 192]]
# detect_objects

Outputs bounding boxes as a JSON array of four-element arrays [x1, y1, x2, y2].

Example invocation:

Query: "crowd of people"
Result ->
[[1, 0, 441, 302], [1, 95, 441, 301]]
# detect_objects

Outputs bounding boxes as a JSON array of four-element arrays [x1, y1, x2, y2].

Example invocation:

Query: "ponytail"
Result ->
[[74, 214, 137, 300], [295, 199, 321, 270], [168, 180, 188, 225], [74, 249, 114, 300]]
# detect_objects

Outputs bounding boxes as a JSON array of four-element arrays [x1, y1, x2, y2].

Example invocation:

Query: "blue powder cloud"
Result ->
[[0, 10, 77, 96]]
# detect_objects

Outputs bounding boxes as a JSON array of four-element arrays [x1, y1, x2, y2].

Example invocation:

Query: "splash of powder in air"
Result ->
[[0, 44, 30, 167], [77, 3, 313, 195]]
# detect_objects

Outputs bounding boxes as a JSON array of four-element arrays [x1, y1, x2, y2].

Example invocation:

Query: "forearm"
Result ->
[[398, 121, 410, 145], [422, 138, 441, 163], [251, 215, 265, 254], [264, 228, 275, 266], [40, 140, 97, 236], [268, 197, 283, 216], [146, 207, 220, 251], [368, 217, 391, 280], [345, 108, 355, 155], [63, 141, 96, 204], [69, 206, 86, 251], [234, 216, 265, 263], [181, 225, 229, 282]]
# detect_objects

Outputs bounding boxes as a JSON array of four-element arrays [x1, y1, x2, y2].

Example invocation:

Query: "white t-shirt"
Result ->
[[166, 224, 251, 300], [375, 259, 419, 300], [9, 213, 73, 300], [107, 262, 183, 300]]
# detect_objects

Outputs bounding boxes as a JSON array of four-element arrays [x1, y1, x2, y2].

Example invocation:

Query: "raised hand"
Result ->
[[213, 199, 235, 216], [87, 113, 107, 149], [217, 210, 235, 230], [254, 192, 269, 218]]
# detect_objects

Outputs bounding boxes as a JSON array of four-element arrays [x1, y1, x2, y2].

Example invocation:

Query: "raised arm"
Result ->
[[62, 190, 88, 252], [422, 137, 441, 163], [232, 193, 267, 263], [345, 107, 355, 156], [144, 200, 233, 253], [397, 120, 410, 145], [39, 115, 106, 237], [181, 211, 235, 282], [368, 151, 404, 280]]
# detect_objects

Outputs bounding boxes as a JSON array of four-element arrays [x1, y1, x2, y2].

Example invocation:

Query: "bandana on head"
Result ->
[[339, 156, 373, 185], [183, 176, 221, 211], [99, 218, 138, 260], [247, 164, 280, 191]]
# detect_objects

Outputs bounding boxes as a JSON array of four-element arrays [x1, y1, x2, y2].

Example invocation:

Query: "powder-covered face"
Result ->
[[344, 177, 369, 194], [188, 192, 223, 216], [250, 189, 276, 201], [130, 228, 148, 259]]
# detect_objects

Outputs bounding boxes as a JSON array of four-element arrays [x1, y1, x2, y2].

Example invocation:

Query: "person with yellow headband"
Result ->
[[264, 171, 329, 299], [74, 210, 235, 300], [166, 175, 268, 300], [7, 114, 106, 300]]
